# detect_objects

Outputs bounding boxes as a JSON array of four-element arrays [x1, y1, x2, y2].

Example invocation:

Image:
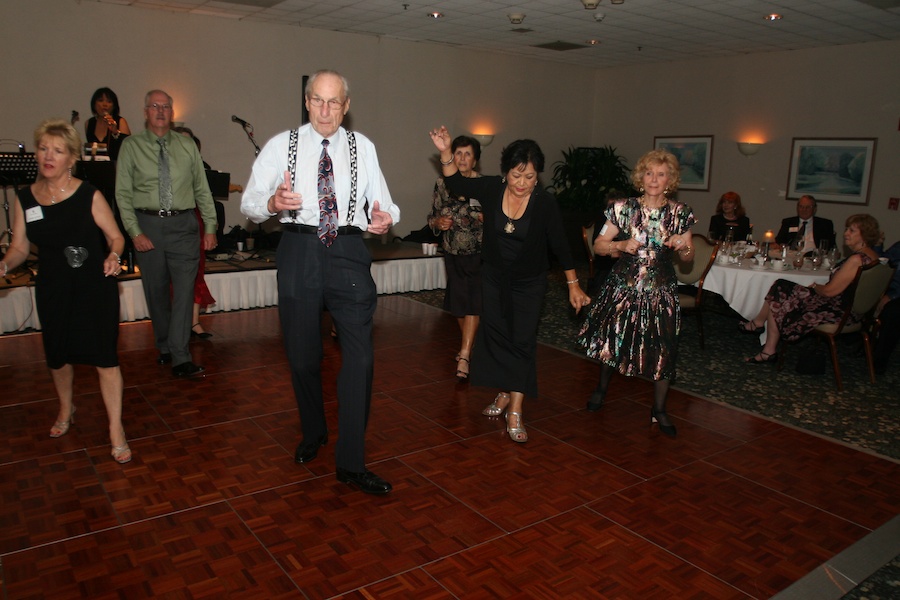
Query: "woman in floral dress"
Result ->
[[578, 149, 695, 438], [740, 214, 881, 363]]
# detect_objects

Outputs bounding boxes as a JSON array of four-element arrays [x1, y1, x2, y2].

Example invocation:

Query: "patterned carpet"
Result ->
[[400, 264, 900, 599]]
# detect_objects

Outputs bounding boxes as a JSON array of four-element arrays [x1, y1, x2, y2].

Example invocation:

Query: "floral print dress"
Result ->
[[765, 252, 874, 342]]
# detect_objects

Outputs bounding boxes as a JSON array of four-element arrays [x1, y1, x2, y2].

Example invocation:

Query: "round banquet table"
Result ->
[[703, 261, 831, 343]]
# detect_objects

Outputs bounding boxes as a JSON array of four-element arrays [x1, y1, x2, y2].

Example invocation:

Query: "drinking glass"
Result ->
[[792, 251, 805, 270], [810, 251, 823, 271]]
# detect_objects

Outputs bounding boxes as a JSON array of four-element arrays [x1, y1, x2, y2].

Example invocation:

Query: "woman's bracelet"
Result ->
[[440, 156, 454, 166], [110, 252, 121, 264], [0, 261, 7, 277], [607, 241, 616, 255], [566, 279, 579, 285]]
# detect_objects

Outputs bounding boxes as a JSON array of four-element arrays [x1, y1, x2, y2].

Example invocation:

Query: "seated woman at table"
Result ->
[[740, 214, 880, 364], [708, 191, 751, 241]]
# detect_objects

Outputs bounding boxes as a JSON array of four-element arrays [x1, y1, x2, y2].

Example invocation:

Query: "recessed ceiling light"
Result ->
[[586, 39, 601, 45], [428, 11, 443, 19], [764, 13, 783, 21]]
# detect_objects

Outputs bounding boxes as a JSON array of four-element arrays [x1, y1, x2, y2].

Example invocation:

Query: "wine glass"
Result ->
[[810, 251, 823, 271]]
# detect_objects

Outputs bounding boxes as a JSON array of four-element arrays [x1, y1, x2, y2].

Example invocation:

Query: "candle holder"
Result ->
[[761, 242, 771, 262]]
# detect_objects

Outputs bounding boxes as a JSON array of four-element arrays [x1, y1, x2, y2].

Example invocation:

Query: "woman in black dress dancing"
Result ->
[[0, 119, 131, 463], [429, 126, 590, 443]]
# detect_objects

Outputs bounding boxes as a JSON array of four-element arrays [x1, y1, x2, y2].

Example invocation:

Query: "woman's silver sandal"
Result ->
[[482, 393, 510, 416]]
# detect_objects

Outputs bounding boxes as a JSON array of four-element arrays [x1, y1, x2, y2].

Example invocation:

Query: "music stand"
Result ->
[[0, 152, 38, 248]]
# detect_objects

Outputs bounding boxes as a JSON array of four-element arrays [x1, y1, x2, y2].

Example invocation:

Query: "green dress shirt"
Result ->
[[115, 128, 217, 239]]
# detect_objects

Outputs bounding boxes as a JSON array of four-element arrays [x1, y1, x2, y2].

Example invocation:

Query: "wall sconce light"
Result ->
[[471, 134, 494, 147], [508, 13, 525, 24], [737, 142, 763, 156], [581, 0, 600, 8], [610, 0, 625, 4]]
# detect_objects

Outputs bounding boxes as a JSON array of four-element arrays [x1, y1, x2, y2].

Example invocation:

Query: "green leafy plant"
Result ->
[[550, 146, 632, 212]]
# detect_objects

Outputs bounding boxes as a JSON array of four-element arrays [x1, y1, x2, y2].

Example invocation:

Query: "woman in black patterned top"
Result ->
[[427, 135, 484, 381]]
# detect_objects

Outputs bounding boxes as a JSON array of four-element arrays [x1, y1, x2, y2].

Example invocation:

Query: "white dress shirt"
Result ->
[[241, 124, 400, 230]]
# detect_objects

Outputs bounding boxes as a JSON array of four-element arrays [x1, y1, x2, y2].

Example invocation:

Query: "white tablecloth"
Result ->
[[1, 257, 446, 334], [704, 262, 831, 321]]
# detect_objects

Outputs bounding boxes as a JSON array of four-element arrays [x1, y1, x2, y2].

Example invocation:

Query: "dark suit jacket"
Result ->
[[775, 215, 835, 247]]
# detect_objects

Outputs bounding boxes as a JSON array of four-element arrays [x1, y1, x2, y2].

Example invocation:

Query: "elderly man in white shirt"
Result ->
[[242, 69, 400, 495]]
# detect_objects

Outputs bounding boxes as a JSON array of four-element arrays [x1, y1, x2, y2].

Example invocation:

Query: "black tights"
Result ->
[[595, 364, 673, 425]]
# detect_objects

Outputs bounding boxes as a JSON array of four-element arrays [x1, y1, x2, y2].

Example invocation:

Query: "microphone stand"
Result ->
[[241, 123, 260, 156]]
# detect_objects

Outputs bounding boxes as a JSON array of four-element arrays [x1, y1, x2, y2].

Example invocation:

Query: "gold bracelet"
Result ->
[[440, 156, 453, 166]]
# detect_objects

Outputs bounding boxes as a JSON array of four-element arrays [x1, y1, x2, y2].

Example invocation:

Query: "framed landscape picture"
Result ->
[[786, 138, 877, 205], [653, 135, 713, 191]]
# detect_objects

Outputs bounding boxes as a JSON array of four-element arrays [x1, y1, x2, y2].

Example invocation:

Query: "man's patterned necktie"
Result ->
[[317, 139, 338, 246]]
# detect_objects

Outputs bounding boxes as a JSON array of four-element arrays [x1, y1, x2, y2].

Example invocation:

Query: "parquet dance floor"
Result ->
[[1, 297, 898, 599]]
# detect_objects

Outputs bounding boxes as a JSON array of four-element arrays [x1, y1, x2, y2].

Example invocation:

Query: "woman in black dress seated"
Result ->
[[740, 214, 880, 364], [429, 125, 590, 443], [0, 119, 131, 463], [85, 87, 131, 160], [708, 190, 751, 241]]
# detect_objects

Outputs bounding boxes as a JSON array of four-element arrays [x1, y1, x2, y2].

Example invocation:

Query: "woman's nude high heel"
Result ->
[[49, 406, 76, 438]]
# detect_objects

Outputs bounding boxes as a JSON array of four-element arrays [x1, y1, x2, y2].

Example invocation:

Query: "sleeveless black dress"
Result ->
[[19, 182, 119, 368]]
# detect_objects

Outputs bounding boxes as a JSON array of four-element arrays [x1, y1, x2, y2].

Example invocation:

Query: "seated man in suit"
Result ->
[[775, 194, 835, 252]]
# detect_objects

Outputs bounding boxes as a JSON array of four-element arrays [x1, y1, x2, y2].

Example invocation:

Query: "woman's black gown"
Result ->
[[19, 182, 119, 368]]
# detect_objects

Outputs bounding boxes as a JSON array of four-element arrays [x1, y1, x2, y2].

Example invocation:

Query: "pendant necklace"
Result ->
[[47, 172, 72, 205], [503, 192, 528, 234]]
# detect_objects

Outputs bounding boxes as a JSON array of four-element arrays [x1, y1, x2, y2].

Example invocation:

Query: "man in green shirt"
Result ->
[[116, 90, 217, 377]]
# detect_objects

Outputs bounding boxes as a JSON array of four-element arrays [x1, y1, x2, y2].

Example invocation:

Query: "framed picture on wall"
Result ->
[[786, 138, 877, 205], [653, 135, 713, 191]]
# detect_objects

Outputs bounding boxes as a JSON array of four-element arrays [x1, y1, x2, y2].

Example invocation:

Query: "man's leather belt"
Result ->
[[137, 208, 186, 218], [283, 224, 363, 235]]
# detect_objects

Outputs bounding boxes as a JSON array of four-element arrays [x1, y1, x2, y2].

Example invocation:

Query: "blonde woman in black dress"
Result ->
[[0, 119, 131, 463]]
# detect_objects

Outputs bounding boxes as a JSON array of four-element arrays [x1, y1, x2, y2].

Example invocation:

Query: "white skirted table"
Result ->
[[704, 262, 831, 343], [1, 246, 446, 334]]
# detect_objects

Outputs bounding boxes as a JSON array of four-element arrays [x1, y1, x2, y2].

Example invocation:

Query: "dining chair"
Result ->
[[674, 235, 718, 349], [811, 262, 894, 390], [582, 222, 596, 278]]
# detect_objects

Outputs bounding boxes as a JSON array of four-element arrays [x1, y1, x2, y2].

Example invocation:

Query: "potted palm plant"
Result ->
[[550, 145, 632, 259]]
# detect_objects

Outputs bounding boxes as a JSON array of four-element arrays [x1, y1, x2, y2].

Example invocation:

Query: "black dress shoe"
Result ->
[[172, 361, 205, 377], [586, 390, 605, 412], [294, 434, 328, 464], [157, 353, 172, 365], [336, 467, 392, 495]]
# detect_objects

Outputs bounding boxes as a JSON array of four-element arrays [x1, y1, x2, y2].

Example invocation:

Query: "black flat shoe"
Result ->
[[191, 324, 213, 339], [294, 434, 328, 464], [336, 467, 392, 495], [157, 353, 172, 365], [172, 361, 205, 377], [586, 390, 605, 412], [745, 351, 777, 365], [738, 320, 765, 335], [650, 407, 677, 438]]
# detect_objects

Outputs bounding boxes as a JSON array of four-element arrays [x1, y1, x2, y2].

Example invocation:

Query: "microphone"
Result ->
[[18, 141, 25, 154], [231, 115, 250, 128]]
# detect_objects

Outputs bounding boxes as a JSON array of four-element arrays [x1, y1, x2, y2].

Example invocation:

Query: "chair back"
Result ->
[[582, 222, 596, 277], [675, 235, 717, 287], [852, 262, 894, 317], [582, 223, 596, 259]]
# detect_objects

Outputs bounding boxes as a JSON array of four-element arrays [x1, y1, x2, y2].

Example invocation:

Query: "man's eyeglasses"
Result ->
[[308, 97, 345, 110], [146, 103, 172, 111]]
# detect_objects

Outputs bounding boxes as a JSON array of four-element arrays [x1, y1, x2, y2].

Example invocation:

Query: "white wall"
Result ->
[[1, 1, 896, 241], [0, 0, 596, 237], [593, 41, 900, 242]]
